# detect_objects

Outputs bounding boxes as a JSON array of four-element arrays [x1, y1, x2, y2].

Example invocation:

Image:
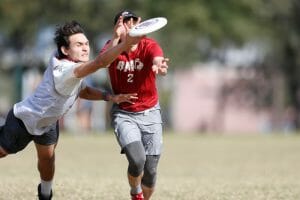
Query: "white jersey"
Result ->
[[14, 53, 86, 135]]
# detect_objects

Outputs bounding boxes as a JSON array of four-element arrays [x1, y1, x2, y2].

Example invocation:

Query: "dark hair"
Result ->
[[114, 10, 138, 25], [54, 20, 85, 58]]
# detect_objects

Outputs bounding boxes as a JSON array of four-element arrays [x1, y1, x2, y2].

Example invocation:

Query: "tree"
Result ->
[[1, 0, 300, 128]]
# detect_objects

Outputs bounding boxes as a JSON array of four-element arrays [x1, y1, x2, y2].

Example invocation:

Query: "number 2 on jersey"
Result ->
[[127, 73, 134, 83]]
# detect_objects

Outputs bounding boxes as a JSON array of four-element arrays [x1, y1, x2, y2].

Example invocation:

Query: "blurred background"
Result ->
[[0, 0, 299, 135]]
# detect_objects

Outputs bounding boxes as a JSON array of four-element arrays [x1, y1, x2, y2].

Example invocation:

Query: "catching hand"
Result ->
[[152, 57, 169, 75], [114, 16, 126, 39], [111, 93, 138, 104], [122, 18, 144, 47]]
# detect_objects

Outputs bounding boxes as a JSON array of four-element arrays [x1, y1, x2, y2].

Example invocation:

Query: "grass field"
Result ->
[[0, 132, 300, 200]]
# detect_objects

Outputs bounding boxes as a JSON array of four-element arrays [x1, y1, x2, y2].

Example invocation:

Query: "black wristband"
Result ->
[[102, 91, 110, 101]]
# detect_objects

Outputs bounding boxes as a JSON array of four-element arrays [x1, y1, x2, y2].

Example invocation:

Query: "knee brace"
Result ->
[[142, 155, 160, 187], [123, 141, 146, 177]]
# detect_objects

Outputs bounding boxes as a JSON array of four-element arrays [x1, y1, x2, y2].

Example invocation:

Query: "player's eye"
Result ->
[[77, 43, 84, 47]]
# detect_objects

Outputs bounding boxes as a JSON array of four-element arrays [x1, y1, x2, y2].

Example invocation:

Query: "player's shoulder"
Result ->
[[49, 52, 74, 67], [140, 37, 159, 48]]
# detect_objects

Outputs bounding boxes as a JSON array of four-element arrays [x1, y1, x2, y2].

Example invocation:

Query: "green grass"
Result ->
[[0, 133, 300, 200]]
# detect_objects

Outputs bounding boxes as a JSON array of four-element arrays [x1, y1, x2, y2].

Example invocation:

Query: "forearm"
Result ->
[[79, 87, 109, 101], [80, 87, 138, 105], [74, 41, 126, 78], [95, 41, 126, 67], [73, 60, 100, 78], [106, 36, 121, 50]]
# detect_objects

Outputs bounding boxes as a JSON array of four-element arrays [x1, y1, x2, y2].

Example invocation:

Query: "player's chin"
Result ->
[[80, 56, 89, 62]]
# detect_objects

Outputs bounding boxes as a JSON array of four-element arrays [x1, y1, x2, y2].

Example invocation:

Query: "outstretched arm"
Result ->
[[73, 19, 143, 79], [73, 41, 127, 78], [79, 86, 138, 104]]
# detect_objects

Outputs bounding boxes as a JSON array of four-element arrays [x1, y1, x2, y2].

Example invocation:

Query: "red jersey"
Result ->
[[101, 37, 163, 112]]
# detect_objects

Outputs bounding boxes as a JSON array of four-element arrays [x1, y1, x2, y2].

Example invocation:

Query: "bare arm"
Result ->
[[73, 16, 143, 79], [79, 86, 138, 104], [74, 36, 143, 79], [73, 41, 127, 78]]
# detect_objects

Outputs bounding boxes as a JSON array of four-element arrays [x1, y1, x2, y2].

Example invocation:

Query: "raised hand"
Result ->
[[122, 17, 144, 47], [152, 57, 169, 76], [114, 16, 142, 41], [114, 16, 126, 39]]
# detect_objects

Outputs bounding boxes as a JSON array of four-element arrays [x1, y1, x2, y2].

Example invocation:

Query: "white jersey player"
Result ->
[[0, 20, 141, 200]]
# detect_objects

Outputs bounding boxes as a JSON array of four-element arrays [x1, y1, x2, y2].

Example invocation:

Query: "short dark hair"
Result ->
[[54, 20, 85, 58]]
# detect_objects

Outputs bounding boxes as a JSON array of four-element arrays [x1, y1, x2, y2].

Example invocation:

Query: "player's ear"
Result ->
[[61, 46, 68, 56]]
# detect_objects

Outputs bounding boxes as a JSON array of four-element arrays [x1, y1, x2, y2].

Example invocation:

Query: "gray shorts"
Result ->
[[0, 109, 59, 154], [111, 104, 163, 155]]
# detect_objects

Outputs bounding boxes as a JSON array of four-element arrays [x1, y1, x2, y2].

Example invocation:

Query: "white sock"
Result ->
[[41, 180, 53, 196], [130, 184, 142, 195]]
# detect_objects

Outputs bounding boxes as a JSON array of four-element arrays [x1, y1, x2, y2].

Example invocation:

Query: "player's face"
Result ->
[[65, 33, 90, 62]]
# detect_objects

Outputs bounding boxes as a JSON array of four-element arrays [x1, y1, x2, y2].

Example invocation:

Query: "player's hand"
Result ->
[[115, 16, 142, 40], [114, 16, 126, 39], [111, 93, 138, 104], [152, 57, 169, 76], [122, 18, 144, 47], [126, 17, 142, 29]]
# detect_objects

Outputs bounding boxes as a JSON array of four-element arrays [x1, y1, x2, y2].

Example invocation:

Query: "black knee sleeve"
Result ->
[[123, 141, 146, 177], [142, 155, 160, 187]]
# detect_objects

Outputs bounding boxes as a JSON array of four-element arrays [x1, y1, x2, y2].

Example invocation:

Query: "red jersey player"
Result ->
[[100, 10, 169, 200]]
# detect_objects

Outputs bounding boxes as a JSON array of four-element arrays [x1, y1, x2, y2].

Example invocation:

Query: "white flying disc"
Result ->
[[129, 17, 168, 37]]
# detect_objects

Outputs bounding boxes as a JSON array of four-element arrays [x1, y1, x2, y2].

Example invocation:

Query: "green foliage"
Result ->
[[0, 0, 41, 48], [0, 0, 300, 110], [0, 0, 296, 65], [0, 1, 266, 56]]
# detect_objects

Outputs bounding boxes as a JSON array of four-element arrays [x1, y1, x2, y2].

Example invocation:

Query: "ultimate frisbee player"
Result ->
[[100, 10, 169, 200], [0, 20, 140, 200]]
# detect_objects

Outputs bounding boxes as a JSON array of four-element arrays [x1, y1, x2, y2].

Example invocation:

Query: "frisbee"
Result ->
[[129, 17, 168, 37]]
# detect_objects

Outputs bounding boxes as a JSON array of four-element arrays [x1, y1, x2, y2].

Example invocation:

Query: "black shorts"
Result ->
[[0, 109, 59, 154]]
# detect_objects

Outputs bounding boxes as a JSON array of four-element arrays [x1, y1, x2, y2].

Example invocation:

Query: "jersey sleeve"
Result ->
[[52, 56, 83, 96], [147, 40, 164, 59]]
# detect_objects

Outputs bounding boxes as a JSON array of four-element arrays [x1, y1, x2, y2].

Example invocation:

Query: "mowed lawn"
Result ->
[[0, 132, 300, 200]]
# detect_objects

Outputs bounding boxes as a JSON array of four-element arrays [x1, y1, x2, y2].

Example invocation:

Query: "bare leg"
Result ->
[[0, 146, 8, 158], [142, 185, 154, 200], [35, 143, 56, 181], [128, 172, 143, 191]]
